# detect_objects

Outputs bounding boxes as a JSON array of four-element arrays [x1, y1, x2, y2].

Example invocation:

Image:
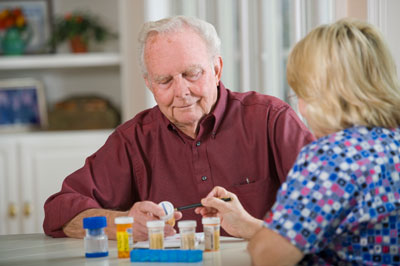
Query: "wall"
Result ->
[[347, 0, 367, 20], [383, 0, 400, 77]]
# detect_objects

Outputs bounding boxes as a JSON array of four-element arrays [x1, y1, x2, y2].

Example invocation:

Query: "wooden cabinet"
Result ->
[[0, 130, 111, 235], [0, 138, 19, 234]]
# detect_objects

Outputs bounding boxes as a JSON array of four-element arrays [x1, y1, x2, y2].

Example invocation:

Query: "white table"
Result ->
[[0, 234, 251, 265]]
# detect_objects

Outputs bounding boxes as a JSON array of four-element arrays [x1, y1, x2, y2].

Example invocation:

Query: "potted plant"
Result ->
[[51, 11, 116, 53], [0, 7, 31, 55]]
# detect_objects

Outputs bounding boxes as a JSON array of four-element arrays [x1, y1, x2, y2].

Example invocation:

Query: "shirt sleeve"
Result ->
[[43, 129, 137, 237], [267, 105, 315, 183], [263, 144, 360, 254]]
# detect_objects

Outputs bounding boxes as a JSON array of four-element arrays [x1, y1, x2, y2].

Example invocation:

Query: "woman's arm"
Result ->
[[196, 186, 263, 239], [248, 227, 304, 266]]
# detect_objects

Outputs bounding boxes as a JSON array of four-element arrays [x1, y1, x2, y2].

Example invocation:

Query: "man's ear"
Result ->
[[144, 75, 153, 92], [214, 56, 223, 84]]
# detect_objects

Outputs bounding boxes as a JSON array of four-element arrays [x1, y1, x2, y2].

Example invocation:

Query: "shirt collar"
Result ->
[[210, 81, 228, 136]]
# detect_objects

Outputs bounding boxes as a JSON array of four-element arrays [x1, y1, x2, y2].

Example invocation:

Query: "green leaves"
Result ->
[[50, 11, 117, 48]]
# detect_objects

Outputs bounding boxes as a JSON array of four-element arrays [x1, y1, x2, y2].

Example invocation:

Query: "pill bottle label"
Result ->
[[181, 232, 196, 249], [204, 226, 220, 251], [149, 232, 164, 249], [116, 223, 133, 258], [116, 228, 133, 258]]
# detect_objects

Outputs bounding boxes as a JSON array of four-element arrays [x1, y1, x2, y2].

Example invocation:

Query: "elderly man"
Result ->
[[43, 15, 314, 241]]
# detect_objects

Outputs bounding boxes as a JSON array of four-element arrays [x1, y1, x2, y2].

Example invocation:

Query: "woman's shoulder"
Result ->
[[294, 125, 400, 174], [302, 126, 400, 152]]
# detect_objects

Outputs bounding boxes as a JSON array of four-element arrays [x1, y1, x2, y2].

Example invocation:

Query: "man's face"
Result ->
[[144, 27, 222, 132]]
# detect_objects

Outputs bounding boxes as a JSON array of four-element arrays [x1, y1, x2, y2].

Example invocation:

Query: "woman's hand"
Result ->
[[195, 186, 262, 239]]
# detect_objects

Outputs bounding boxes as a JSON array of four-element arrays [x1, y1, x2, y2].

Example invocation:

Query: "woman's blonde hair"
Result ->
[[287, 18, 400, 136]]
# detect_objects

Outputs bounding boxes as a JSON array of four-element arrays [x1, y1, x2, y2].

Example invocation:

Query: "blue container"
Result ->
[[130, 249, 203, 263], [83, 216, 108, 258]]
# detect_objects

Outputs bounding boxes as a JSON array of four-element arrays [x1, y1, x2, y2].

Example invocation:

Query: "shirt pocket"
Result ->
[[229, 178, 278, 219]]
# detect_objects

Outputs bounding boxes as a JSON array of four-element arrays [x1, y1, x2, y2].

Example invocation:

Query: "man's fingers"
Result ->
[[164, 224, 176, 237], [128, 201, 168, 227], [174, 211, 182, 220], [127, 200, 170, 242], [130, 210, 155, 227], [132, 222, 149, 241], [135, 201, 165, 218]]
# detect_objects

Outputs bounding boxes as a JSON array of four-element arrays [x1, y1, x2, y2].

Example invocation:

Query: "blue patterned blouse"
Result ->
[[264, 126, 400, 265]]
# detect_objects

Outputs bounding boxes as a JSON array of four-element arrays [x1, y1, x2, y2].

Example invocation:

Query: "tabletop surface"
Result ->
[[0, 234, 251, 266]]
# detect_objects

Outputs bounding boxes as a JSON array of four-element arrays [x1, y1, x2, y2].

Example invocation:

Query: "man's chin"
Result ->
[[173, 116, 201, 126]]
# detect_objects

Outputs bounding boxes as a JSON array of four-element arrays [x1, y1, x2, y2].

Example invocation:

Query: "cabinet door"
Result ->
[[0, 138, 20, 235], [18, 130, 111, 234]]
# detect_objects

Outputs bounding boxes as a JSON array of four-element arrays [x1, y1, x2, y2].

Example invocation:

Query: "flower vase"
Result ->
[[1, 28, 29, 55], [69, 35, 88, 53]]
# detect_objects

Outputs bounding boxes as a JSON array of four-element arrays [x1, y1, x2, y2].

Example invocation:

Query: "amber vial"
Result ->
[[115, 216, 134, 258], [158, 201, 175, 226], [202, 217, 220, 252], [178, 220, 197, 249], [147, 220, 165, 249]]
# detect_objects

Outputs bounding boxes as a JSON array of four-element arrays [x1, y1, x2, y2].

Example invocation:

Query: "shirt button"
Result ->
[[196, 141, 201, 146], [201, 176, 207, 181]]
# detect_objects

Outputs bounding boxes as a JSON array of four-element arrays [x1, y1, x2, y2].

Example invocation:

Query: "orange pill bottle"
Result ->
[[115, 216, 134, 258], [202, 217, 220, 252]]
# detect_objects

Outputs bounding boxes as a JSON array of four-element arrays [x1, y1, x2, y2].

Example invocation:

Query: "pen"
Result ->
[[175, 197, 232, 211]]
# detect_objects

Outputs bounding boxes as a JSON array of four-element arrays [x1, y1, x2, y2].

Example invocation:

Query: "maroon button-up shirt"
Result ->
[[43, 82, 314, 237]]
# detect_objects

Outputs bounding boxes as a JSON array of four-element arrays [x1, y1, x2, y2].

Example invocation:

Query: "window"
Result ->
[[169, 0, 296, 103], [165, 0, 334, 107]]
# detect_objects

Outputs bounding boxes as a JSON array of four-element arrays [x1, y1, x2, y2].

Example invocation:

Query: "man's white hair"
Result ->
[[138, 15, 221, 75]]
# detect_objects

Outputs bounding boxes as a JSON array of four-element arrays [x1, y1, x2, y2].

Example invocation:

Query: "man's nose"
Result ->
[[172, 75, 190, 97]]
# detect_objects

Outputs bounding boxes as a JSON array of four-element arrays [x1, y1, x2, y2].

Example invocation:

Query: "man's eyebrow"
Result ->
[[152, 75, 171, 82], [152, 65, 204, 82], [185, 65, 203, 72]]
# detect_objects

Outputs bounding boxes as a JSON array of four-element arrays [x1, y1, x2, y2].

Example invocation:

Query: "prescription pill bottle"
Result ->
[[202, 217, 220, 252], [158, 201, 175, 226], [178, 220, 197, 249], [83, 216, 108, 258], [147, 220, 165, 249], [115, 216, 134, 258]]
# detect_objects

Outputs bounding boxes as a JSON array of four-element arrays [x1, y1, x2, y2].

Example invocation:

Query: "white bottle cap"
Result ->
[[178, 220, 197, 228], [114, 216, 134, 224], [202, 217, 220, 225], [146, 220, 165, 228], [158, 201, 174, 221]]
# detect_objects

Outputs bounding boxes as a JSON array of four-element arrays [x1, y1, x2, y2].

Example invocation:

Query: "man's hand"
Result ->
[[195, 186, 262, 239], [63, 201, 182, 241], [128, 201, 182, 241], [63, 208, 128, 239]]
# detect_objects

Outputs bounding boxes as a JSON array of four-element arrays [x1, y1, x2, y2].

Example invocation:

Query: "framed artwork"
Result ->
[[0, 78, 48, 132], [0, 0, 53, 54]]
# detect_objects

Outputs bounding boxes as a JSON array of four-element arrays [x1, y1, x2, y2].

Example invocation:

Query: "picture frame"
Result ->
[[0, 0, 53, 54], [0, 78, 48, 132]]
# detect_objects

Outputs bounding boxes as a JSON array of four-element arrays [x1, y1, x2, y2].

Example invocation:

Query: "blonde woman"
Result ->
[[196, 19, 400, 265]]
